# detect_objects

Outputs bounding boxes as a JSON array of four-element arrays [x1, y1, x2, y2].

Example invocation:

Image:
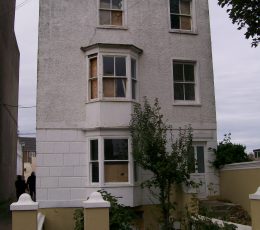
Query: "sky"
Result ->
[[14, 0, 260, 153]]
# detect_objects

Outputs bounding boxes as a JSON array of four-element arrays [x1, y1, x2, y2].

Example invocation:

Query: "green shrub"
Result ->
[[212, 133, 251, 169]]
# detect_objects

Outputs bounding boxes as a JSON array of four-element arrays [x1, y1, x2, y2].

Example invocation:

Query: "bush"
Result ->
[[212, 134, 251, 169]]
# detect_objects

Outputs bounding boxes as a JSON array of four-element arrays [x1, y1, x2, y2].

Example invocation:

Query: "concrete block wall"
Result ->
[[37, 129, 88, 206]]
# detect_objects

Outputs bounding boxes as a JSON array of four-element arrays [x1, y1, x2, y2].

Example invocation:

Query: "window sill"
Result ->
[[86, 98, 137, 104], [97, 25, 128, 30], [173, 102, 201, 107], [169, 29, 198, 35], [87, 183, 134, 187]]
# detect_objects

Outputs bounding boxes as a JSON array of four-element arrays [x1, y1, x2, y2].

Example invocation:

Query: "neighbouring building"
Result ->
[[17, 140, 23, 176], [37, 0, 218, 227], [253, 149, 260, 160], [0, 0, 20, 201], [19, 137, 36, 180]]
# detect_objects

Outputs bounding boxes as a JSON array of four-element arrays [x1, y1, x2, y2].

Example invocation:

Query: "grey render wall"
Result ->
[[37, 0, 218, 206], [0, 0, 20, 201], [37, 0, 216, 130]]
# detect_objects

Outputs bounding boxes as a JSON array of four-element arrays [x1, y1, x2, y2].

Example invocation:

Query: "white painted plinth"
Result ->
[[10, 193, 39, 211], [83, 192, 110, 208]]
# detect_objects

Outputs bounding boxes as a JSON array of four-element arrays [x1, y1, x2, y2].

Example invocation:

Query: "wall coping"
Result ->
[[221, 161, 260, 171], [249, 187, 260, 200], [83, 192, 110, 208], [10, 193, 39, 211]]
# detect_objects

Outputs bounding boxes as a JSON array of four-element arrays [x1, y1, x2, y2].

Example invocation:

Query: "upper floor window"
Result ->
[[173, 62, 195, 101], [88, 56, 138, 101], [103, 56, 126, 97], [169, 0, 192, 31], [83, 43, 142, 101], [99, 0, 124, 26]]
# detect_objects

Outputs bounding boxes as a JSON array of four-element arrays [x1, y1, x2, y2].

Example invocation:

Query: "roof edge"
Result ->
[[81, 43, 143, 55]]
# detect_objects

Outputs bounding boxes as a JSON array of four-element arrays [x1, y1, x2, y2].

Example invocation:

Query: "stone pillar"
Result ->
[[83, 192, 110, 230], [10, 193, 38, 230], [249, 187, 260, 230]]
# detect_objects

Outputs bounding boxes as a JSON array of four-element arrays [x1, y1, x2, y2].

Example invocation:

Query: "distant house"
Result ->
[[17, 140, 23, 176], [0, 0, 20, 201], [253, 149, 260, 160], [19, 137, 36, 180]]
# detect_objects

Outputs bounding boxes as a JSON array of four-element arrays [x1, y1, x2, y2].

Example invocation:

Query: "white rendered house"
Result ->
[[37, 0, 218, 209]]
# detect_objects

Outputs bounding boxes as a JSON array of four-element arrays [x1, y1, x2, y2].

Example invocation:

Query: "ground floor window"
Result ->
[[189, 145, 205, 173], [89, 138, 129, 184]]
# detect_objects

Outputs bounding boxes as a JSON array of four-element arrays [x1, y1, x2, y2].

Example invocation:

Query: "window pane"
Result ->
[[112, 0, 123, 9], [132, 80, 136, 99], [180, 0, 191, 15], [185, 83, 195, 100], [104, 162, 128, 182], [91, 162, 99, 182], [180, 16, 191, 30], [174, 83, 184, 100], [170, 14, 180, 29], [184, 64, 194, 81], [131, 59, 136, 79], [197, 146, 205, 173], [103, 78, 115, 97], [104, 139, 128, 160], [170, 0, 179, 13], [90, 79, 98, 99], [103, 56, 114, 76], [115, 57, 126, 76], [112, 11, 122, 26], [100, 0, 110, 9], [100, 10, 111, 25], [90, 140, 98, 160], [173, 63, 183, 81], [90, 58, 97, 78], [116, 78, 126, 97]]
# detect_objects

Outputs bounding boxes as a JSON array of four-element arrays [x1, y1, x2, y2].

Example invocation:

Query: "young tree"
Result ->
[[212, 133, 251, 169], [218, 0, 260, 47], [130, 98, 194, 230]]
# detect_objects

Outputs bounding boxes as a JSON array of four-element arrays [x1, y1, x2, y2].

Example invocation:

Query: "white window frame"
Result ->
[[88, 136, 133, 186], [98, 0, 127, 28], [87, 51, 138, 102], [172, 59, 200, 105], [89, 138, 100, 184], [168, 0, 197, 34]]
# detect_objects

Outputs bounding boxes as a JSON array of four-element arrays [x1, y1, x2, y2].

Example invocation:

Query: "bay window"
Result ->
[[103, 56, 127, 97], [90, 139, 99, 182], [89, 138, 130, 184], [104, 139, 128, 182]]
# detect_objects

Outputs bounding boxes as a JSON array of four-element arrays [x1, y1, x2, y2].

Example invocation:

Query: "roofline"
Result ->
[[81, 43, 143, 55]]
